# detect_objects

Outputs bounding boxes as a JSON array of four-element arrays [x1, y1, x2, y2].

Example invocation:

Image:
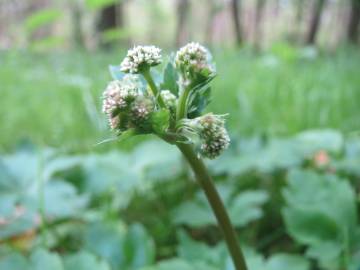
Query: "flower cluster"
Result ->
[[120, 45, 162, 74], [102, 77, 140, 115], [130, 96, 155, 131], [102, 75, 155, 132], [102, 43, 230, 159], [175, 42, 215, 83], [183, 113, 230, 159]]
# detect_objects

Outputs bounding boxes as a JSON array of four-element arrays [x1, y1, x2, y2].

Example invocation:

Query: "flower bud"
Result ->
[[130, 96, 155, 132], [200, 128, 230, 159], [182, 113, 230, 159], [160, 90, 177, 110], [175, 42, 215, 83], [102, 75, 142, 130], [121, 45, 162, 74]]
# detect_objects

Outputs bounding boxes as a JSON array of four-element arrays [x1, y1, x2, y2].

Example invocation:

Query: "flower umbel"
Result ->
[[182, 113, 230, 159], [121, 45, 162, 74], [102, 75, 143, 130], [175, 42, 215, 82], [130, 96, 155, 132]]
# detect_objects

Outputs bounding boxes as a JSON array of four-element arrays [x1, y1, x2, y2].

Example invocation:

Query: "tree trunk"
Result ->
[[306, 0, 326, 45], [70, 0, 85, 49], [175, 0, 190, 47], [205, 0, 218, 47], [231, 0, 242, 46], [347, 0, 360, 43], [97, 3, 124, 48], [254, 0, 266, 52]]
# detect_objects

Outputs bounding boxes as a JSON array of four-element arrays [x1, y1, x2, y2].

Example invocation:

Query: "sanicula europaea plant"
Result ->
[[101, 43, 248, 270]]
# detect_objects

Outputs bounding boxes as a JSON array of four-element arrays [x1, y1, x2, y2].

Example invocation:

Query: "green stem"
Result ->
[[176, 85, 191, 121], [176, 143, 248, 270], [142, 69, 167, 109]]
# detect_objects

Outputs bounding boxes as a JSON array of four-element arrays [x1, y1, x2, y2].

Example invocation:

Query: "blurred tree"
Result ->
[[69, 0, 85, 49], [254, 0, 266, 51], [347, 0, 360, 43], [205, 0, 223, 47], [294, 0, 305, 43], [230, 0, 243, 46], [95, 0, 125, 48], [175, 0, 189, 47], [306, 0, 326, 45]]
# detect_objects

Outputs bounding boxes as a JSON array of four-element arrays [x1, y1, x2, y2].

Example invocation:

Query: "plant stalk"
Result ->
[[177, 143, 248, 270], [176, 85, 191, 121], [146, 69, 246, 269], [142, 69, 167, 109]]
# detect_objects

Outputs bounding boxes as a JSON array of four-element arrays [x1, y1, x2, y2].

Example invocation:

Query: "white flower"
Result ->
[[130, 96, 155, 131], [182, 113, 230, 159], [160, 90, 177, 109], [200, 128, 230, 159], [120, 45, 162, 74], [102, 75, 143, 130], [175, 42, 215, 79], [102, 77, 142, 117]]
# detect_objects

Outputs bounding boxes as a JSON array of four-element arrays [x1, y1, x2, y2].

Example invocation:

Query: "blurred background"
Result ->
[[0, 0, 360, 270]]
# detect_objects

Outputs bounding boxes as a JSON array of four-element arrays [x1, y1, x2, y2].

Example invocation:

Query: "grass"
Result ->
[[1, 47, 360, 151]]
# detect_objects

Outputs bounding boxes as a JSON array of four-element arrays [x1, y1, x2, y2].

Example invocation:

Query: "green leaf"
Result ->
[[85, 0, 117, 10], [187, 75, 215, 118], [30, 36, 64, 50], [101, 28, 130, 43], [0, 253, 29, 270], [84, 221, 155, 270], [295, 129, 343, 155], [173, 189, 268, 228], [43, 180, 88, 218], [177, 230, 225, 267], [25, 9, 61, 34], [151, 109, 170, 134], [84, 221, 127, 269], [160, 61, 178, 95], [123, 224, 155, 268], [266, 254, 310, 270], [29, 249, 64, 270], [173, 201, 215, 227], [229, 190, 269, 227], [141, 258, 217, 270], [282, 169, 358, 267], [64, 251, 111, 270], [109, 65, 126, 81]]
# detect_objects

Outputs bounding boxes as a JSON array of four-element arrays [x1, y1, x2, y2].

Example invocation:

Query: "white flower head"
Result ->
[[175, 42, 215, 80], [120, 45, 162, 74], [181, 113, 230, 159], [200, 128, 230, 159], [102, 76, 142, 117], [102, 75, 143, 130], [130, 96, 155, 131], [160, 90, 177, 109]]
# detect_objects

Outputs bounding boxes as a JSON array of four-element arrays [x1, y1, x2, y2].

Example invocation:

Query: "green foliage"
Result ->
[[1, 50, 360, 149], [173, 187, 268, 228], [0, 132, 360, 269], [85, 0, 118, 10], [160, 60, 178, 95], [25, 9, 61, 34], [151, 109, 170, 134], [101, 28, 130, 44], [283, 169, 359, 270]]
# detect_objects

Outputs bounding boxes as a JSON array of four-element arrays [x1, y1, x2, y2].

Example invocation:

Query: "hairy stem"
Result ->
[[176, 143, 248, 270], [142, 69, 167, 109]]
